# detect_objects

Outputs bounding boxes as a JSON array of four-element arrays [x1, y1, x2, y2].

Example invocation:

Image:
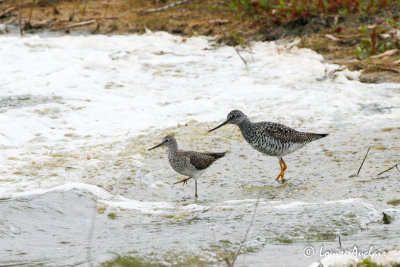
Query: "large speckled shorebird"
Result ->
[[148, 136, 225, 198], [209, 110, 328, 182]]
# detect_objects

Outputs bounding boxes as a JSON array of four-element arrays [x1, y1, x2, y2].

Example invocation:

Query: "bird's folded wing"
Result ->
[[186, 151, 219, 170]]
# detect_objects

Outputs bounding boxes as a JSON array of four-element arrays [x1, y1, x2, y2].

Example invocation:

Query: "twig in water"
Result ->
[[224, 257, 233, 267], [140, 0, 193, 15], [234, 47, 247, 65], [356, 147, 370, 176], [377, 163, 400, 176], [225, 198, 260, 266], [338, 235, 342, 248], [86, 197, 97, 267]]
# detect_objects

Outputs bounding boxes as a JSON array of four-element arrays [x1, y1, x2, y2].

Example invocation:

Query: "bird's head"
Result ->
[[148, 136, 176, 150], [209, 110, 247, 132]]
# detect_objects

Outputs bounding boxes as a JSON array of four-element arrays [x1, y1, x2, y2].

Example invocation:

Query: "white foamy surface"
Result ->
[[0, 32, 399, 266], [1, 32, 399, 194]]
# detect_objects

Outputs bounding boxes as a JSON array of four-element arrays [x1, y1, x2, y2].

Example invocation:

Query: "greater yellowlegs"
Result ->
[[209, 110, 328, 182]]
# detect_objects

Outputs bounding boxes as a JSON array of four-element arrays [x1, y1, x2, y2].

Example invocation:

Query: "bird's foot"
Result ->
[[174, 177, 191, 186], [275, 172, 285, 183]]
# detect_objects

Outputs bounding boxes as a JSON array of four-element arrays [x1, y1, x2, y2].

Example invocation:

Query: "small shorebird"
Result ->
[[148, 136, 225, 198], [209, 110, 328, 182]]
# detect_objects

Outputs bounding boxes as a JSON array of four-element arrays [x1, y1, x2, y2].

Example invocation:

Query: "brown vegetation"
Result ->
[[0, 0, 399, 83]]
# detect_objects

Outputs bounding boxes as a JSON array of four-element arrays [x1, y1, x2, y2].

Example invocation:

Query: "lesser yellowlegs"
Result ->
[[148, 136, 225, 198]]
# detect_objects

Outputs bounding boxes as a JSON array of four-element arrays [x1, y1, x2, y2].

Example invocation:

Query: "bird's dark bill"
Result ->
[[148, 142, 164, 151], [208, 120, 228, 132]]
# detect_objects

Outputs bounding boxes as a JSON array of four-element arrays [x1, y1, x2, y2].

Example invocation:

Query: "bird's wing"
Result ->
[[184, 151, 221, 170], [258, 122, 305, 143], [259, 122, 324, 143], [204, 152, 226, 159]]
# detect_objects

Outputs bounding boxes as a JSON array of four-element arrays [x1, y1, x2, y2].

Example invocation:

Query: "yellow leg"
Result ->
[[174, 177, 191, 186], [195, 180, 198, 198], [281, 158, 287, 182], [275, 159, 283, 181], [275, 158, 287, 182]]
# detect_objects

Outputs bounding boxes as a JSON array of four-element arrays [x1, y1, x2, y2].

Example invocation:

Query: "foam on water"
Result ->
[[0, 180, 398, 266], [101, 196, 174, 214], [2, 182, 113, 199], [1, 32, 400, 194], [1, 32, 399, 266]]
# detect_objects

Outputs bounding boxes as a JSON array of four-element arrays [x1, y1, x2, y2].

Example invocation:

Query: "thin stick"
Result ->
[[230, 198, 260, 266], [0, 6, 17, 19], [356, 147, 370, 176], [0, 6, 17, 18], [86, 197, 97, 267], [338, 235, 342, 248], [377, 163, 400, 176], [18, 0, 23, 36], [140, 0, 192, 15], [54, 19, 96, 30], [224, 258, 233, 267], [234, 47, 247, 65], [69, 20, 97, 27], [87, 14, 126, 21]]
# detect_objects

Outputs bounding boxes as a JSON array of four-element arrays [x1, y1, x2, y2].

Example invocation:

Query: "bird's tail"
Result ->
[[311, 133, 329, 141], [207, 152, 226, 160]]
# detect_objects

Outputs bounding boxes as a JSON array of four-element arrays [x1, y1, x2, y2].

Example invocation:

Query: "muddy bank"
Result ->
[[0, 0, 399, 83]]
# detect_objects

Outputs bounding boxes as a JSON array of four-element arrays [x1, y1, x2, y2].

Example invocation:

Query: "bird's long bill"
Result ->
[[148, 141, 164, 151], [208, 120, 229, 132]]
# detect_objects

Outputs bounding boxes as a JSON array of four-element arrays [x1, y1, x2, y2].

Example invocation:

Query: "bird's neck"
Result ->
[[167, 142, 179, 157], [238, 117, 255, 137]]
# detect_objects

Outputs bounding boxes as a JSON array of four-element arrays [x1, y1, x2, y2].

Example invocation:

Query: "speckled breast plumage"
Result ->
[[239, 120, 326, 157]]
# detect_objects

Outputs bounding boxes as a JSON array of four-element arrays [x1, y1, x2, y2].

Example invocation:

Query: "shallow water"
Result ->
[[0, 32, 399, 267]]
